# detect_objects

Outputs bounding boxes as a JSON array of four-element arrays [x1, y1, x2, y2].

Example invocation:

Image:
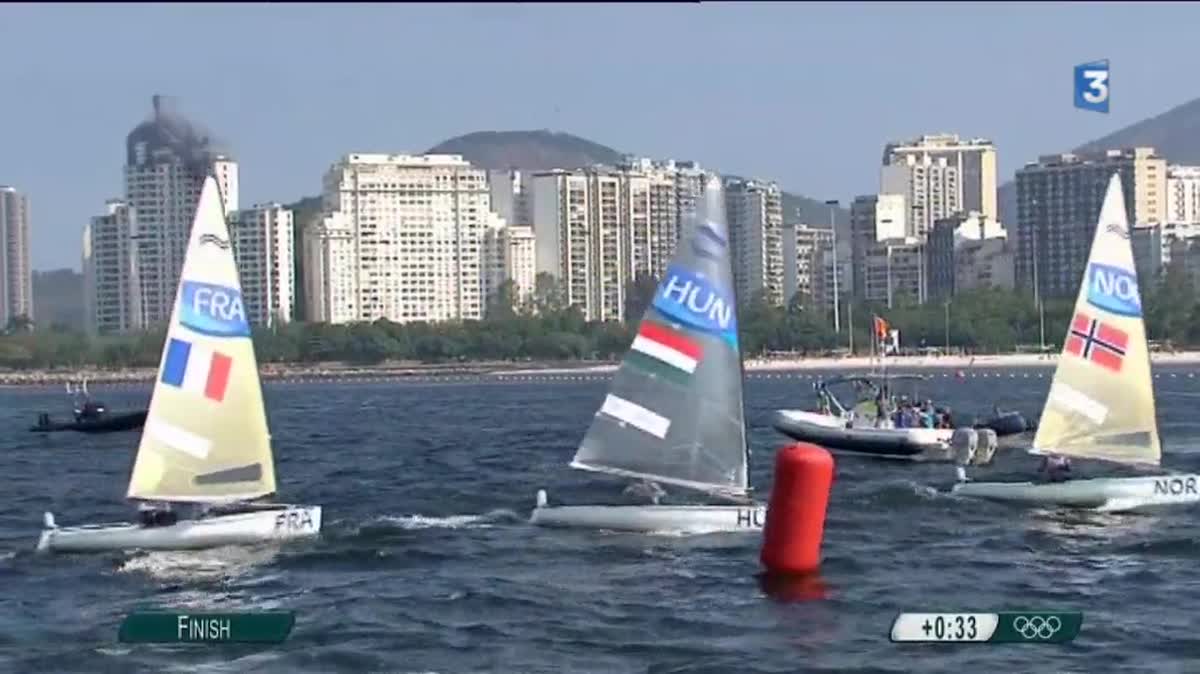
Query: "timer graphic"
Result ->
[[890, 612, 1082, 643]]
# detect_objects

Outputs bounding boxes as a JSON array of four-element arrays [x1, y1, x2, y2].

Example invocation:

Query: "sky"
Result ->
[[1, 2, 1198, 271]]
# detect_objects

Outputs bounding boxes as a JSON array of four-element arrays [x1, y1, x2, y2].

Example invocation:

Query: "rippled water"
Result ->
[[2, 366, 1200, 673]]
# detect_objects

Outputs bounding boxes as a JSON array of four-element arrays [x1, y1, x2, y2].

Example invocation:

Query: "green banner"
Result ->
[[118, 611, 295, 644], [991, 612, 1083, 643]]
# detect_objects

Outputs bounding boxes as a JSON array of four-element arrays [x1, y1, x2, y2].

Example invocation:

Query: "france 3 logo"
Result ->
[[1074, 59, 1109, 113]]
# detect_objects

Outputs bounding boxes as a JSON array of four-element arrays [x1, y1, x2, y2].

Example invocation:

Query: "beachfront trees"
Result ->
[[3, 283, 1195, 369]]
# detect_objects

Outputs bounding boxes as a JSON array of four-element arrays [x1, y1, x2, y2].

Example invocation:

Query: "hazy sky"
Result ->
[[2, 2, 1197, 270]]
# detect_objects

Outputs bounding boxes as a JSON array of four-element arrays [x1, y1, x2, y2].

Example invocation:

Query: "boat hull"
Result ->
[[30, 410, 148, 434], [36, 504, 322, 553], [529, 490, 765, 532], [951, 474, 1200, 512], [772, 410, 953, 461]]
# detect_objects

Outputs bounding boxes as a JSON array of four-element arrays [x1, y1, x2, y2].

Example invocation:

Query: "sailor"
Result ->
[[1039, 455, 1072, 483], [138, 502, 178, 527], [623, 480, 666, 505], [950, 427, 978, 483]]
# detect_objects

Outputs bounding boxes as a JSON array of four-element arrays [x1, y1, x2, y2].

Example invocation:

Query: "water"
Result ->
[[2, 366, 1200, 673]]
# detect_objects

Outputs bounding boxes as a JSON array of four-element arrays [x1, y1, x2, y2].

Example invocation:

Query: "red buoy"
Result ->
[[760, 442, 835, 575]]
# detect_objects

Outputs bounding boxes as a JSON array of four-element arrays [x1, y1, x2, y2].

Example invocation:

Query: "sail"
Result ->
[[569, 174, 749, 498], [126, 176, 278, 502], [1032, 173, 1160, 467]]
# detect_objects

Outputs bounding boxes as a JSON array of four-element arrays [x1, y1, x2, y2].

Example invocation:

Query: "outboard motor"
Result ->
[[973, 428, 998, 465], [950, 427, 978, 482]]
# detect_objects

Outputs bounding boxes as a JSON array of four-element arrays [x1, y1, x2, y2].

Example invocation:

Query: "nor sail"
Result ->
[[569, 174, 750, 499], [1031, 172, 1160, 467]]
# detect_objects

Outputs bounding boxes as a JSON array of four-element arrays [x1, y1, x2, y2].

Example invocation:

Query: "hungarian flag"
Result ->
[[873, 315, 890, 340], [627, 320, 704, 386]]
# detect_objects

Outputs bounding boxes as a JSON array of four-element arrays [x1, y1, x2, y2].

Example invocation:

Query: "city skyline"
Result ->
[[3, 3, 1200, 270]]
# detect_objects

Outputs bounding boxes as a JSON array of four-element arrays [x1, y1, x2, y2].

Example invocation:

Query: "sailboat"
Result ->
[[952, 173, 1200, 512], [37, 176, 322, 552], [530, 175, 766, 532]]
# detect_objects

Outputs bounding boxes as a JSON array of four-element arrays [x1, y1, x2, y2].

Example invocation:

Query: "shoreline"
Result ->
[[3, 351, 1200, 386]]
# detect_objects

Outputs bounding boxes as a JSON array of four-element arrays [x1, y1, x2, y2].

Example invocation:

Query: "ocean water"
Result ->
[[2, 366, 1200, 673]]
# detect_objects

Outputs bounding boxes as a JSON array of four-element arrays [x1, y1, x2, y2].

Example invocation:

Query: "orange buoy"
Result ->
[[760, 442, 835, 575]]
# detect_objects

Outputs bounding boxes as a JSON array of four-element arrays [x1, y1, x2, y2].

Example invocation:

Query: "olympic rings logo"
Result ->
[[1013, 615, 1062, 639]]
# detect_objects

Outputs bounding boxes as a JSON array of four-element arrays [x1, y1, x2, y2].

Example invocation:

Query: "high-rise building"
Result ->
[[1015, 147, 1166, 299], [1167, 165, 1200, 225], [304, 153, 490, 324], [0, 186, 33, 325], [230, 204, 295, 327], [487, 169, 530, 227], [861, 238, 927, 307], [528, 164, 681, 322], [83, 200, 140, 334], [926, 212, 1013, 299], [111, 96, 238, 330], [849, 194, 907, 300], [725, 178, 784, 306], [529, 169, 628, 322], [482, 222, 537, 313], [883, 133, 998, 223], [881, 154, 962, 239], [782, 223, 834, 307]]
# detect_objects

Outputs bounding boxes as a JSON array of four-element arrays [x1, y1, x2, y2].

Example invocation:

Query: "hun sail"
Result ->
[[127, 176, 278, 503], [570, 175, 750, 498], [1032, 173, 1161, 467]]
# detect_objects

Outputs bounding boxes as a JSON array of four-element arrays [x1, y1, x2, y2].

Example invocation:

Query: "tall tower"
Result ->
[[0, 186, 33, 325]]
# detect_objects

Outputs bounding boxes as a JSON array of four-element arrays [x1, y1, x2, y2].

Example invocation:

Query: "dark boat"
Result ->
[[974, 408, 1037, 436], [30, 380, 148, 434]]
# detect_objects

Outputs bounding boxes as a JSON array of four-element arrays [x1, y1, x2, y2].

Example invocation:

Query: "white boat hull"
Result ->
[[774, 409, 954, 462], [36, 505, 322, 553], [952, 474, 1200, 512], [529, 489, 765, 533]]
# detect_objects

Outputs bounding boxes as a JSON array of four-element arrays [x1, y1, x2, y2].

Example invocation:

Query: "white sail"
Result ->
[[126, 176, 277, 503], [1032, 173, 1160, 467]]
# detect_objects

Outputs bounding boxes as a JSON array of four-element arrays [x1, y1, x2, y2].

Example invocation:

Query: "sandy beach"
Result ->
[[3, 351, 1199, 386]]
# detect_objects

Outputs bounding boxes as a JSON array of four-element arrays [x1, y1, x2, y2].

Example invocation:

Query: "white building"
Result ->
[[482, 221, 537, 313], [782, 224, 834, 307], [231, 204, 294, 327], [0, 186, 33, 325], [83, 200, 140, 334], [881, 154, 962, 239], [1167, 165, 1200, 225], [303, 153, 490, 324], [883, 134, 998, 222], [725, 178, 785, 306]]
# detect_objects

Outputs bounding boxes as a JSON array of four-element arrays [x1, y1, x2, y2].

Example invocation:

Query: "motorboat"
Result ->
[[772, 375, 960, 461]]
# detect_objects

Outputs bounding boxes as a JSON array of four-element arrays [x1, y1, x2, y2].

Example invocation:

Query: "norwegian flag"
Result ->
[[1065, 312, 1129, 372]]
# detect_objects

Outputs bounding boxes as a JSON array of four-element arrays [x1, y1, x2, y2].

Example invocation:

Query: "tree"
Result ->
[[532, 273, 567, 315]]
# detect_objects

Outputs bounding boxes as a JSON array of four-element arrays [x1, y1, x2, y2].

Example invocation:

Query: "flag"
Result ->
[[628, 320, 704, 386], [1065, 312, 1128, 372], [160, 337, 234, 402], [873, 315, 890, 340]]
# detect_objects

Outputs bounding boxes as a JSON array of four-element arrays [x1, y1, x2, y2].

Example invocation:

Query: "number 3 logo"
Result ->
[[1082, 69, 1109, 104]]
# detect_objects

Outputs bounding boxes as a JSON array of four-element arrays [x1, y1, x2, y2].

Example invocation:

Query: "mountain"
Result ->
[[997, 95, 1200, 223], [32, 268, 84, 330], [428, 130, 849, 226]]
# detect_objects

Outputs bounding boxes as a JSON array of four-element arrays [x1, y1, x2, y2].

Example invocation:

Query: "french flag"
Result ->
[[160, 338, 233, 402]]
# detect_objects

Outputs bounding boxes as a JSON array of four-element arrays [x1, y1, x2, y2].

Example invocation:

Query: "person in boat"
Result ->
[[137, 501, 178, 527], [1039, 454, 1072, 483], [622, 480, 666, 505]]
